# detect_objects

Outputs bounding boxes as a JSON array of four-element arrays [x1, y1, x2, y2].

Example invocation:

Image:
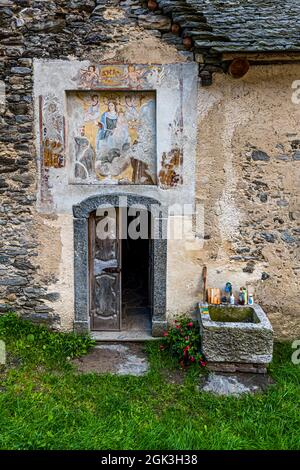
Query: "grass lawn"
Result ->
[[0, 314, 299, 450]]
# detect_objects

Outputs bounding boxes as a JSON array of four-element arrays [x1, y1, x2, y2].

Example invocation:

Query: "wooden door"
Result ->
[[89, 209, 121, 331]]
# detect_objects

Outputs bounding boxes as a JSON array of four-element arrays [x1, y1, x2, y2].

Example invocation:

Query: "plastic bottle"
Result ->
[[229, 293, 235, 305], [248, 294, 254, 305], [225, 282, 232, 302], [242, 287, 248, 305], [200, 303, 209, 315], [239, 288, 244, 305]]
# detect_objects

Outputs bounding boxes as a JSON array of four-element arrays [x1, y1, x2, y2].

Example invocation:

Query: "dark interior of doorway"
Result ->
[[121, 212, 151, 332]]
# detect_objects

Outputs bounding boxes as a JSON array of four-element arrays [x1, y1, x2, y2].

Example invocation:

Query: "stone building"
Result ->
[[0, 0, 299, 339]]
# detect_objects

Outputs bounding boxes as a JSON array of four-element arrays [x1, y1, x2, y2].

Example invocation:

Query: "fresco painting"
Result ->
[[40, 94, 65, 169], [159, 148, 183, 188], [69, 91, 157, 185], [73, 64, 164, 90], [158, 100, 184, 188]]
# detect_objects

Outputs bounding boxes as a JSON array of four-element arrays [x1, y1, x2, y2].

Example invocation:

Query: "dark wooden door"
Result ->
[[89, 210, 121, 331]]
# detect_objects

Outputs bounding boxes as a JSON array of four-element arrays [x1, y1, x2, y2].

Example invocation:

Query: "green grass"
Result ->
[[0, 313, 299, 450]]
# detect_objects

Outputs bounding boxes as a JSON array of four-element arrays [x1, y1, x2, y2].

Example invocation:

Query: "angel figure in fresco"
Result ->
[[124, 65, 163, 89], [78, 65, 99, 88], [125, 95, 139, 121], [84, 94, 100, 122], [125, 65, 154, 88], [125, 65, 144, 88]]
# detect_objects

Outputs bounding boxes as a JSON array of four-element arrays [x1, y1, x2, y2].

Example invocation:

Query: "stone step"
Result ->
[[91, 330, 161, 342]]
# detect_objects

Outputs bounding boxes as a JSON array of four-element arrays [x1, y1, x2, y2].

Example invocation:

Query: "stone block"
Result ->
[[281, 231, 296, 244], [208, 362, 236, 373], [138, 15, 171, 31], [152, 319, 167, 337], [292, 151, 300, 160], [0, 276, 27, 286], [252, 150, 270, 161], [198, 372, 275, 396], [11, 67, 32, 75], [198, 303, 273, 365], [0, 303, 10, 313], [74, 320, 90, 334]]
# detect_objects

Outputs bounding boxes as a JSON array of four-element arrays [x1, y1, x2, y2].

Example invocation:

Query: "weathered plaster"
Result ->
[[48, 214, 75, 331], [31, 214, 74, 331], [34, 60, 198, 213], [32, 215, 62, 282], [193, 63, 300, 339], [30, 53, 299, 339]]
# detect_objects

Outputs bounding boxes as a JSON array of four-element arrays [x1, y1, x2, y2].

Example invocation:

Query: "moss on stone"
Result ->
[[208, 306, 258, 323]]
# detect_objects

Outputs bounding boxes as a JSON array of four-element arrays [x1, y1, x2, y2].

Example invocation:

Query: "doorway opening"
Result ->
[[122, 212, 152, 332], [89, 207, 152, 333]]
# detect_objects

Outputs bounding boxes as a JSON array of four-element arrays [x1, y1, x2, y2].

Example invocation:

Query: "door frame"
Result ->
[[73, 193, 168, 337]]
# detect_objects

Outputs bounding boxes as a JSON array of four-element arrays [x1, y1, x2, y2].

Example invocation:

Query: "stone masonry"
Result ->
[[0, 1, 299, 338]]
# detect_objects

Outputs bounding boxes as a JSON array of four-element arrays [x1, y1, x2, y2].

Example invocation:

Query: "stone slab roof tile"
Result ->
[[186, 0, 300, 52], [155, 0, 300, 53]]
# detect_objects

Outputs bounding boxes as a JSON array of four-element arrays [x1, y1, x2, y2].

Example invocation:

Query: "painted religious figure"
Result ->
[[84, 94, 100, 122], [96, 101, 130, 154], [72, 64, 164, 90], [74, 125, 95, 180], [41, 94, 65, 169], [78, 65, 100, 88], [68, 91, 157, 185]]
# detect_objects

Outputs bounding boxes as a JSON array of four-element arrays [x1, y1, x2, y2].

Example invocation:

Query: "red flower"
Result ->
[[190, 356, 195, 362], [200, 361, 207, 367], [176, 325, 180, 329], [163, 332, 168, 337], [188, 322, 193, 327]]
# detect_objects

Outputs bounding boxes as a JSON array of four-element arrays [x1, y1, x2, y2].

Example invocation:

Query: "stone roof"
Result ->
[[155, 0, 300, 53]]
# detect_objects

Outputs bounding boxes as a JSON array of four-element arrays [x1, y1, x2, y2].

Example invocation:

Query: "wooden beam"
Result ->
[[222, 52, 300, 63]]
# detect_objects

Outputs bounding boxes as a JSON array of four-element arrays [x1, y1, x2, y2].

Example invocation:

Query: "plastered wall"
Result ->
[[36, 61, 300, 339], [167, 64, 300, 339]]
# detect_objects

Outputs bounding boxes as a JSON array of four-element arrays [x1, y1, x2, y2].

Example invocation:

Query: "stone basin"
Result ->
[[197, 303, 273, 373]]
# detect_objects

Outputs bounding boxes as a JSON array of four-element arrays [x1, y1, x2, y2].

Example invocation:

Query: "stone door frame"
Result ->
[[73, 193, 167, 337]]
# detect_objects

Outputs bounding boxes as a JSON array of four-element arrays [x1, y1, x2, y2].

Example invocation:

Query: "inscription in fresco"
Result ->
[[67, 91, 157, 185]]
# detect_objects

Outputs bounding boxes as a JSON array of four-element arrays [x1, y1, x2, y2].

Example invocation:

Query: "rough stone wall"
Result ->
[[0, 0, 185, 328], [167, 64, 300, 340]]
